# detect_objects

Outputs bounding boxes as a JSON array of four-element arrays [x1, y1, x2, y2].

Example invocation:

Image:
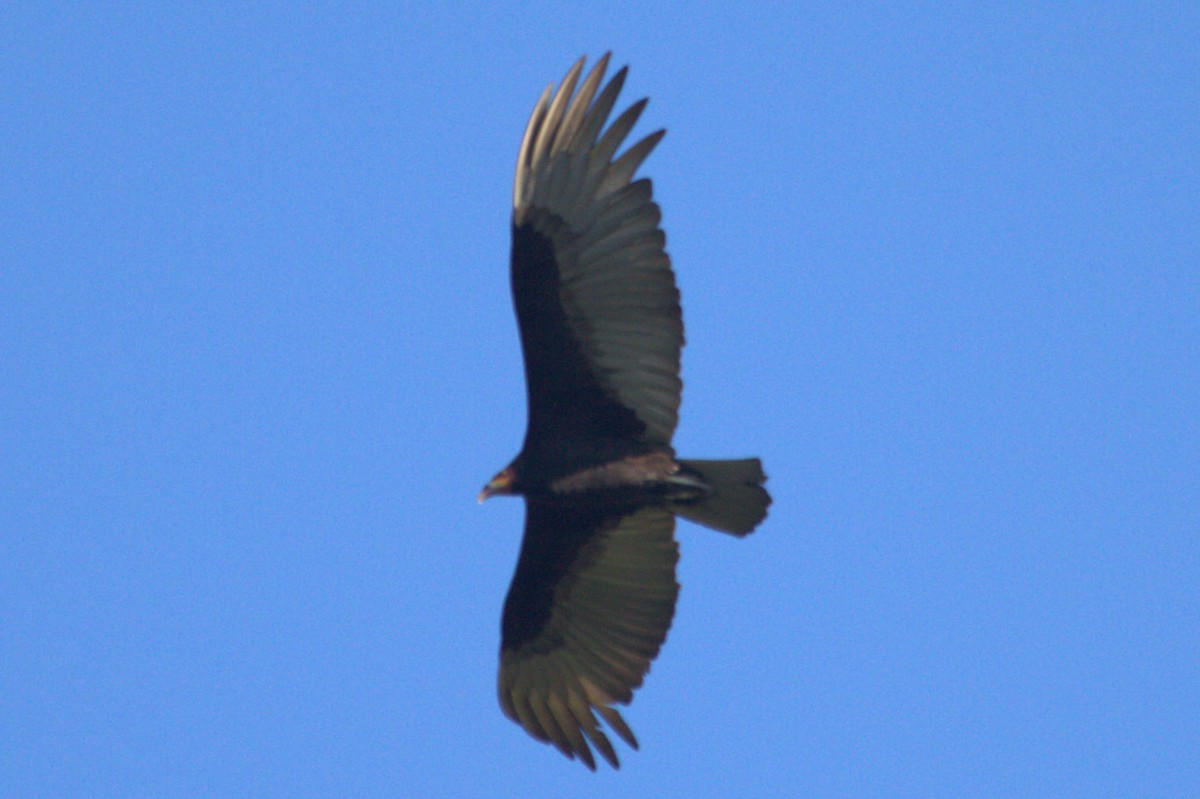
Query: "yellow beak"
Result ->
[[478, 468, 515, 503]]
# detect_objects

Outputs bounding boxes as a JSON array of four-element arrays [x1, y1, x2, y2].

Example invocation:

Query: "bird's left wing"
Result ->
[[498, 498, 679, 770], [510, 54, 682, 450]]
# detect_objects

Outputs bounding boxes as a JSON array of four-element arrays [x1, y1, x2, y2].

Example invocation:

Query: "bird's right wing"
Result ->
[[509, 55, 683, 450], [498, 498, 679, 770]]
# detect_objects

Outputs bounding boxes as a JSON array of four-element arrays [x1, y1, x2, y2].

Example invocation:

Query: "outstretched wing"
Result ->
[[499, 498, 679, 770], [510, 54, 683, 451]]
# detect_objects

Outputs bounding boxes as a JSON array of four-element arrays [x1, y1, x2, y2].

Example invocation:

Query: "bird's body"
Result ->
[[480, 54, 771, 770]]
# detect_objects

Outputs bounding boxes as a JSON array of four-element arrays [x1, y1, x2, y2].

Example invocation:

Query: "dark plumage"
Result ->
[[479, 54, 771, 770]]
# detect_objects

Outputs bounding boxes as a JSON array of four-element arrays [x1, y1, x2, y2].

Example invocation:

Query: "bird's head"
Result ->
[[478, 465, 518, 503]]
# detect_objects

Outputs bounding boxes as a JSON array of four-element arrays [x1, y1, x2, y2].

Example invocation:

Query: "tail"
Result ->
[[669, 458, 771, 537]]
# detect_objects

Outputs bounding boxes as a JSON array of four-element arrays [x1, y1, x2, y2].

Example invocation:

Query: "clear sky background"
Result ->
[[3, 4, 1197, 797]]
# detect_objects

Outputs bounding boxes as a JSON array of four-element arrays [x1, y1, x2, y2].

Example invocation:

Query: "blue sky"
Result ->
[[3, 3, 1197, 796]]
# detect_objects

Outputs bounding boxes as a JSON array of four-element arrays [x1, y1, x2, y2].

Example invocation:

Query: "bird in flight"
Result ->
[[479, 53, 771, 770]]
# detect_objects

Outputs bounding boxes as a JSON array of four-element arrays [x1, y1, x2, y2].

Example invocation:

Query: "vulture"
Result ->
[[479, 54, 771, 770]]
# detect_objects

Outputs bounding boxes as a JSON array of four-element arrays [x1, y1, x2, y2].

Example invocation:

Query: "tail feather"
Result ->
[[670, 458, 771, 536]]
